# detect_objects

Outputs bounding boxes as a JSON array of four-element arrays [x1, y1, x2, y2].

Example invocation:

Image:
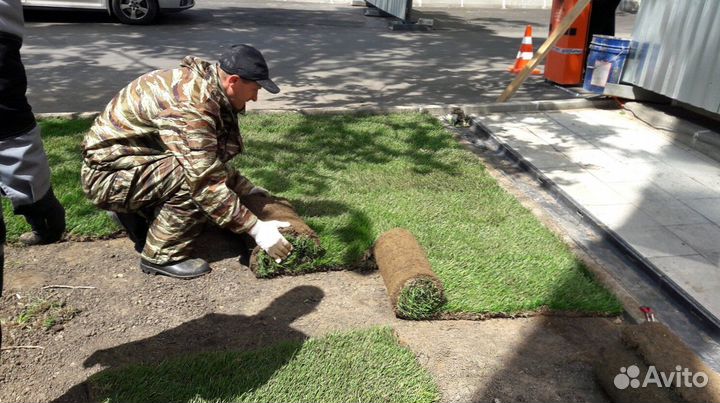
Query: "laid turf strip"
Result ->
[[374, 228, 446, 320], [88, 327, 440, 403], [242, 194, 325, 278], [6, 114, 623, 316], [236, 113, 621, 315]]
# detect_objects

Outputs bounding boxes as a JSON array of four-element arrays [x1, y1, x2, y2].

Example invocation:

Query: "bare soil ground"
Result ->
[[1, 230, 622, 403]]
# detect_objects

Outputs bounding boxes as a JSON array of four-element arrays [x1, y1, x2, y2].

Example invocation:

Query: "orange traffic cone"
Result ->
[[508, 25, 542, 75]]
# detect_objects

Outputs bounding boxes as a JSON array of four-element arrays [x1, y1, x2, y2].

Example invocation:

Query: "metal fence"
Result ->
[[366, 0, 413, 21], [622, 0, 720, 114]]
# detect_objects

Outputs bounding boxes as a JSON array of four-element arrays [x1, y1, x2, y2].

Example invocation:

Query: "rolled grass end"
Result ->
[[396, 277, 446, 320]]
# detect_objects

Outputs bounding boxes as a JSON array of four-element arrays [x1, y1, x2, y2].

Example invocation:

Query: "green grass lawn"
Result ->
[[2, 114, 622, 315], [87, 327, 440, 403]]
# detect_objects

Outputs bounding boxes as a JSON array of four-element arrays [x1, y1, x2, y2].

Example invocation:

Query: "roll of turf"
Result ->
[[373, 228, 445, 320], [622, 322, 720, 403], [595, 341, 679, 403], [241, 194, 324, 278]]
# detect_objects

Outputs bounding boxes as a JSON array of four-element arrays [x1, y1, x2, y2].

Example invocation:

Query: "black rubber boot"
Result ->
[[108, 211, 149, 253], [14, 187, 66, 246], [140, 258, 210, 279]]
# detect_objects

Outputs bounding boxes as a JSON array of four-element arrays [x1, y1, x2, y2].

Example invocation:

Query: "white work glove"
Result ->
[[248, 186, 271, 197], [248, 219, 293, 263]]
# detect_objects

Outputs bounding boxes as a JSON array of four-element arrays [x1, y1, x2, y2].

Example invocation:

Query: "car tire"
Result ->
[[112, 0, 158, 25]]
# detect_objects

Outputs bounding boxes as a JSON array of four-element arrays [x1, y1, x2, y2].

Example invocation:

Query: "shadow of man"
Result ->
[[51, 285, 324, 403], [190, 224, 253, 265]]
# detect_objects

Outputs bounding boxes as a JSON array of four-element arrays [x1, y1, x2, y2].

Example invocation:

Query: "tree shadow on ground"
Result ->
[[194, 114, 453, 270], [240, 113, 460, 196], [50, 285, 324, 403], [22, 2, 572, 113], [233, 113, 463, 266], [189, 225, 251, 264], [288, 198, 375, 268]]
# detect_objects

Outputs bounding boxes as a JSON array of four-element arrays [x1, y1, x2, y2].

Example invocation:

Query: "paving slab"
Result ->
[[666, 224, 720, 258], [604, 180, 675, 202], [649, 255, 720, 321], [583, 203, 662, 231], [614, 226, 698, 258], [474, 107, 720, 325], [685, 198, 720, 225]]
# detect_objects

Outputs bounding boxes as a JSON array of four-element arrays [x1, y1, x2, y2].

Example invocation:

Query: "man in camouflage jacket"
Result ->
[[81, 44, 291, 279]]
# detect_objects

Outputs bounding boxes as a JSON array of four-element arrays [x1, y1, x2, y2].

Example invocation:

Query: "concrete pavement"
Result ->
[[23, 1, 635, 113]]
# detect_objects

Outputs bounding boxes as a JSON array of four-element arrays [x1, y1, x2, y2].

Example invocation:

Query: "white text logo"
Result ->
[[614, 365, 708, 389]]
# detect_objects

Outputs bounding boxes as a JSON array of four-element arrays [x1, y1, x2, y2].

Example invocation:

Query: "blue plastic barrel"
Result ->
[[583, 35, 631, 94]]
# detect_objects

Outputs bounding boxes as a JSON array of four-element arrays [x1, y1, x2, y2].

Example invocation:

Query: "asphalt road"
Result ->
[[22, 1, 636, 113]]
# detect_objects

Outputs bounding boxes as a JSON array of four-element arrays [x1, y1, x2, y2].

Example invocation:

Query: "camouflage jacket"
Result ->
[[82, 56, 258, 233]]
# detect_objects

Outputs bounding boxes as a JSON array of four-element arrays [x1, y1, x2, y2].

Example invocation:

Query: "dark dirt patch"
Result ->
[[2, 229, 625, 403]]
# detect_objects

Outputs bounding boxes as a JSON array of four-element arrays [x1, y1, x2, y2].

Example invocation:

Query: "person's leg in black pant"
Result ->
[[589, 0, 622, 39]]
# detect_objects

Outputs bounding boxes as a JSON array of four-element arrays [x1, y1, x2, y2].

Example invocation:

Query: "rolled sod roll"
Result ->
[[621, 322, 720, 403], [595, 342, 679, 403], [241, 194, 324, 278], [373, 228, 445, 320]]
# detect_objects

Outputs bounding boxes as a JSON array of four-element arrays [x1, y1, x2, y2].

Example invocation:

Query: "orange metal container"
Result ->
[[544, 0, 593, 85]]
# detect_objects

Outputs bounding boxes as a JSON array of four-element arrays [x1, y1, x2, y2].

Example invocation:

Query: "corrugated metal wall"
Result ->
[[366, 0, 412, 20], [622, 0, 720, 114]]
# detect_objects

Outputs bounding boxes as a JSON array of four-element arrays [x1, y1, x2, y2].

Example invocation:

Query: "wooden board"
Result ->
[[497, 0, 592, 103]]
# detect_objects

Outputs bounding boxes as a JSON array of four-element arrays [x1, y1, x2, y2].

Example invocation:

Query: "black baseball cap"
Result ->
[[218, 44, 280, 94]]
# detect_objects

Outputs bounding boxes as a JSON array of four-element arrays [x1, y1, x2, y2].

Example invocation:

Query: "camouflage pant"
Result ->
[[81, 157, 206, 264]]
